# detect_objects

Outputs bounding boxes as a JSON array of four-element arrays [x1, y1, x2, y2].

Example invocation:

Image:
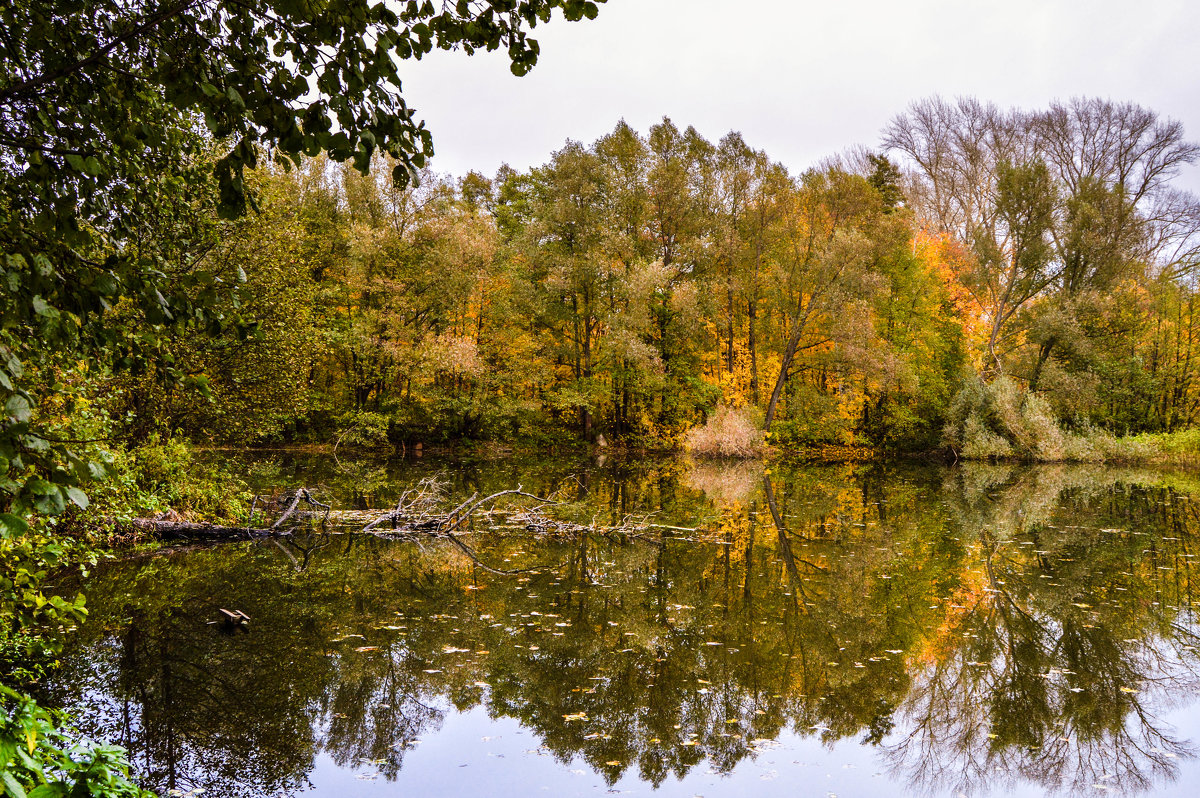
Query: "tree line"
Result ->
[[90, 98, 1200, 455]]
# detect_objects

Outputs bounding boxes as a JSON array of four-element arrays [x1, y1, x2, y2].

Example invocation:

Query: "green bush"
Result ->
[[332, 410, 394, 452], [0, 536, 86, 683], [0, 531, 151, 797], [85, 437, 251, 523], [770, 384, 850, 447], [959, 413, 1013, 459]]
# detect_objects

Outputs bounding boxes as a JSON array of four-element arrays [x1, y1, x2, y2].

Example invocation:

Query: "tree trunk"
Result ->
[[764, 302, 814, 428], [1028, 337, 1057, 393], [748, 297, 759, 405]]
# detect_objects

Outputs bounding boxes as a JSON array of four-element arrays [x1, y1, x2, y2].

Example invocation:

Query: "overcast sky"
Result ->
[[397, 0, 1200, 189]]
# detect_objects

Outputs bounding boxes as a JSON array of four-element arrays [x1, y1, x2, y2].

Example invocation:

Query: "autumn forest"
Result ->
[[110, 97, 1200, 461]]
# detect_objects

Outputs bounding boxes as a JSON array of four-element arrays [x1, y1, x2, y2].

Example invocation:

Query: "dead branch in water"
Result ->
[[362, 481, 554, 534], [124, 482, 694, 579], [271, 487, 331, 528]]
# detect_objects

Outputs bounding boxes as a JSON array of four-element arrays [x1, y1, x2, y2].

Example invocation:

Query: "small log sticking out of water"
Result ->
[[219, 608, 250, 626], [355, 481, 563, 575], [271, 487, 331, 529]]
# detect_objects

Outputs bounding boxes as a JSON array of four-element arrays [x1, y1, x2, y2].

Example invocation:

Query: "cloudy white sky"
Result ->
[[398, 0, 1199, 188]]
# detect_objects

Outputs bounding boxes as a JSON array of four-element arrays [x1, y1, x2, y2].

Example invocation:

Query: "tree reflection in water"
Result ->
[[44, 460, 1200, 798]]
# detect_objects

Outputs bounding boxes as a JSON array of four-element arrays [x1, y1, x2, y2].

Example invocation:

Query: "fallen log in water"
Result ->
[[128, 518, 284, 541], [124, 480, 700, 575]]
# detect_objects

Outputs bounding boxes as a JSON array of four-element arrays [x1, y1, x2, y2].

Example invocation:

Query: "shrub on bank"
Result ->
[[84, 437, 252, 524], [683, 406, 765, 458], [1, 527, 151, 797], [945, 376, 1200, 463]]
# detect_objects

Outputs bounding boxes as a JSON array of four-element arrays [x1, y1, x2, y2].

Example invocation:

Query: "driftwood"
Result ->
[[129, 488, 332, 541], [125, 482, 551, 540], [124, 480, 698, 575], [128, 518, 280, 541]]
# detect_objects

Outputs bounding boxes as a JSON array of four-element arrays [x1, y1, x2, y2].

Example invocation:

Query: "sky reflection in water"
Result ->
[[44, 458, 1200, 798]]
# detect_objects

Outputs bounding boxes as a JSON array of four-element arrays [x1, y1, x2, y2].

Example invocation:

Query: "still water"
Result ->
[[44, 456, 1200, 797]]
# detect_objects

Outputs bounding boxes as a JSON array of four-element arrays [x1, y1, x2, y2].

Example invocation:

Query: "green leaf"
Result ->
[[93, 273, 119, 296], [5, 394, 32, 422], [65, 487, 89, 510], [33, 486, 65, 516], [25, 479, 53, 494], [28, 785, 66, 798], [0, 513, 29, 537], [1, 770, 28, 798]]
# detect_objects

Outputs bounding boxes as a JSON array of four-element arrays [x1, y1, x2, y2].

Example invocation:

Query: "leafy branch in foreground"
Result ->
[[1, 0, 605, 522], [1, 684, 153, 798]]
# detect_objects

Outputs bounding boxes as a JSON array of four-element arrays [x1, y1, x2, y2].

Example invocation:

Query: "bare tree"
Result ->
[[885, 96, 1200, 383]]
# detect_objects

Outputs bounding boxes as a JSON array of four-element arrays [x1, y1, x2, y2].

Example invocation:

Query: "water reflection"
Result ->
[[46, 460, 1200, 797]]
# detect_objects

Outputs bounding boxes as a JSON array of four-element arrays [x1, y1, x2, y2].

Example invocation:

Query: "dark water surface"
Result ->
[[44, 455, 1200, 797]]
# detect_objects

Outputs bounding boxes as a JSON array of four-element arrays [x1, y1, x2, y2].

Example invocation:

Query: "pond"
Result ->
[[42, 455, 1200, 797]]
